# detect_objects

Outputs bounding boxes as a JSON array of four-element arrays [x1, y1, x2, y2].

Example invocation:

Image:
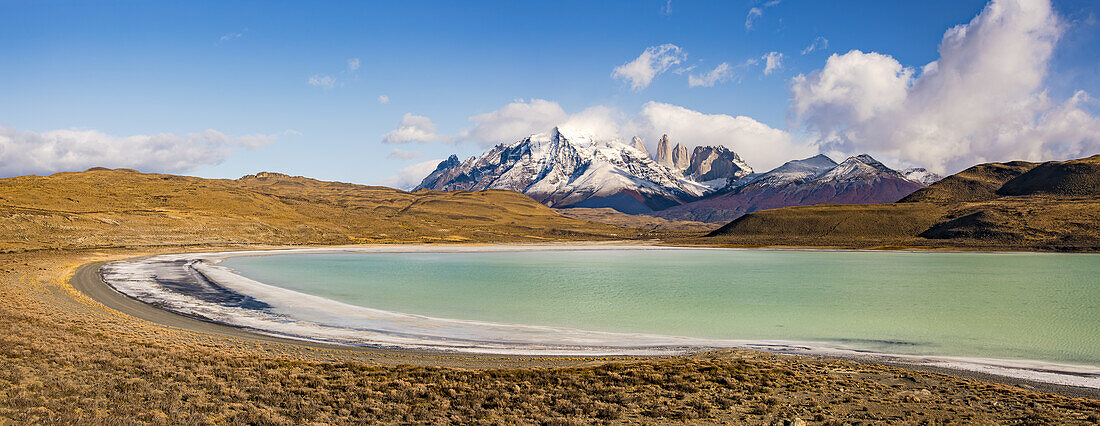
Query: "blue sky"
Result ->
[[1, 0, 1098, 185]]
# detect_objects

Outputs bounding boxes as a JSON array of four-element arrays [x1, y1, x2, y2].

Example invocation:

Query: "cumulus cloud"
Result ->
[[688, 62, 733, 87], [376, 158, 444, 190], [624, 101, 812, 171], [386, 148, 423, 160], [378, 95, 389, 104], [382, 113, 445, 144], [612, 44, 686, 91], [801, 36, 829, 55], [790, 0, 1097, 173], [763, 52, 784, 75], [459, 99, 568, 146], [559, 106, 625, 141], [791, 50, 914, 125], [307, 74, 335, 89], [347, 58, 360, 72], [449, 98, 805, 171], [0, 127, 291, 177]]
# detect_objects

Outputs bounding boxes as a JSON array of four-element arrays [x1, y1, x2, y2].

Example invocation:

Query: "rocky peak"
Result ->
[[631, 136, 648, 157], [238, 171, 295, 182], [684, 145, 753, 184], [417, 155, 467, 189], [655, 134, 674, 168], [654, 134, 690, 170], [672, 143, 690, 170]]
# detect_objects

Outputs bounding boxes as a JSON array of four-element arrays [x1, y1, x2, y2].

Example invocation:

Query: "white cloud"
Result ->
[[451, 98, 804, 170], [790, 0, 1097, 174], [219, 32, 243, 42], [0, 127, 290, 177], [459, 99, 568, 146], [559, 105, 624, 141], [791, 50, 913, 125], [382, 113, 445, 144], [611, 44, 686, 91], [661, 0, 673, 15], [801, 36, 829, 55], [624, 101, 811, 171], [386, 148, 423, 160], [688, 62, 733, 87], [745, 1, 781, 31], [378, 95, 390, 104], [745, 8, 763, 30], [376, 159, 444, 190], [307, 74, 336, 89], [763, 52, 784, 75], [308, 59, 359, 89]]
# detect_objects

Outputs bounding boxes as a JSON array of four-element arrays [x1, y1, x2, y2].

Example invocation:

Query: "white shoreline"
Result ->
[[102, 245, 1100, 389]]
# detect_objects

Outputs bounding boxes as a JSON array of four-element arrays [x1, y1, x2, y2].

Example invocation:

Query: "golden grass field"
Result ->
[[0, 169, 646, 252], [1, 165, 1098, 423]]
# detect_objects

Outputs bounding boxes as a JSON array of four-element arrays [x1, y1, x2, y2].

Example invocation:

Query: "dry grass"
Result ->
[[0, 169, 644, 252]]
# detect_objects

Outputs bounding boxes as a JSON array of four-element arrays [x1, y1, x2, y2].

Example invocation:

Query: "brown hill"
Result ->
[[996, 154, 1100, 196], [0, 168, 640, 252], [703, 155, 1100, 251], [898, 161, 1036, 203]]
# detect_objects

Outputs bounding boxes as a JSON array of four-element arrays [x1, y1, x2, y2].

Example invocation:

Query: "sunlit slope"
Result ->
[[0, 169, 638, 251], [704, 155, 1100, 251]]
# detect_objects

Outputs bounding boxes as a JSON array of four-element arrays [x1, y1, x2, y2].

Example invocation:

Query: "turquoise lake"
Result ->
[[220, 249, 1100, 365]]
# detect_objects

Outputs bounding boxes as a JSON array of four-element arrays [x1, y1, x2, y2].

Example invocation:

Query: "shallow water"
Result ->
[[218, 248, 1100, 366]]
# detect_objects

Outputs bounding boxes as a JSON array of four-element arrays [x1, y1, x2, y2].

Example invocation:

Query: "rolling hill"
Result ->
[[702, 155, 1100, 251], [0, 168, 641, 252]]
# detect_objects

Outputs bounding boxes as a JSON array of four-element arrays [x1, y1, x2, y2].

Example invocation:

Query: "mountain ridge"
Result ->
[[416, 129, 750, 213], [420, 130, 930, 219], [652, 153, 927, 223]]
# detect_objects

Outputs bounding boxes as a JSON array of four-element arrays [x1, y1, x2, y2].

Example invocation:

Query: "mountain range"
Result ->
[[418, 128, 939, 221]]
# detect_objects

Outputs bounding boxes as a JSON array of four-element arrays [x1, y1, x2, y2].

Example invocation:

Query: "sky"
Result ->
[[1, 0, 1098, 188]]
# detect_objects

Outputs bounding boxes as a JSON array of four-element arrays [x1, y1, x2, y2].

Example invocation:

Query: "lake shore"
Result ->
[[2, 244, 1098, 423], [83, 245, 1100, 396]]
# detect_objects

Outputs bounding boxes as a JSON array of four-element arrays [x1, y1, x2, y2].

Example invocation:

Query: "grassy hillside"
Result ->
[[703, 155, 1100, 251], [0, 169, 642, 252], [898, 160, 1037, 203]]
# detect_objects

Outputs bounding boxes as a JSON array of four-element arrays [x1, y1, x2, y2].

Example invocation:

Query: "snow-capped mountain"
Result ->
[[651, 154, 928, 223], [416, 129, 929, 221], [901, 167, 943, 185], [416, 128, 732, 213], [728, 154, 838, 189]]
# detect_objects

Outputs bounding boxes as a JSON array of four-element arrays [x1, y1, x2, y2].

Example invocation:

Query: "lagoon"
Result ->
[[217, 248, 1100, 367]]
